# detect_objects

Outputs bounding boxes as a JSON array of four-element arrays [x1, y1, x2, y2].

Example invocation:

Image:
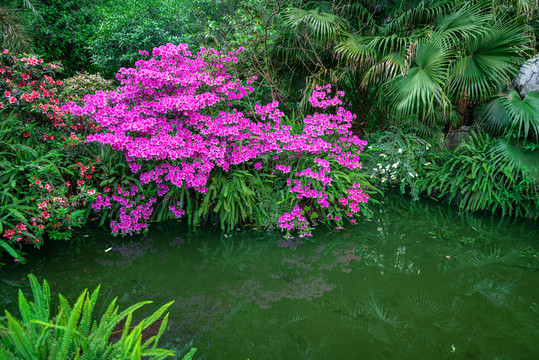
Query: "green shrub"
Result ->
[[88, 0, 193, 78], [418, 131, 539, 219], [0, 274, 178, 359], [24, 0, 101, 76]]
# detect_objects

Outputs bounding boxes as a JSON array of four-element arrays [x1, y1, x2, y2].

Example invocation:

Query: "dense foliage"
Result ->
[[0, 3, 537, 360], [87, 0, 194, 78], [0, 0, 537, 263], [418, 131, 538, 218], [23, 0, 100, 77]]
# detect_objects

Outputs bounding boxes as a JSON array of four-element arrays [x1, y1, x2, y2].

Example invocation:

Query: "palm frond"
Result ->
[[0, 8, 32, 53], [383, 0, 454, 34], [281, 6, 347, 45], [388, 38, 452, 122], [435, 2, 489, 43], [488, 138, 539, 180], [449, 21, 532, 101], [481, 90, 539, 138]]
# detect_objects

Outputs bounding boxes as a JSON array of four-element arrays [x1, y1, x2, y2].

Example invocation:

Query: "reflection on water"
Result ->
[[1, 195, 538, 359]]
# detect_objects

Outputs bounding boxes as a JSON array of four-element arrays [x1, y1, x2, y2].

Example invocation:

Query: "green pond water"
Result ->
[[1, 195, 539, 359]]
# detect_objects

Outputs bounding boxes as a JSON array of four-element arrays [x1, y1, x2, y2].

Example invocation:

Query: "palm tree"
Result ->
[[271, 0, 536, 134]]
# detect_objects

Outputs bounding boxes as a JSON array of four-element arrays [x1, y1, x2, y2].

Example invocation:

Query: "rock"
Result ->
[[512, 56, 539, 97], [444, 125, 475, 150]]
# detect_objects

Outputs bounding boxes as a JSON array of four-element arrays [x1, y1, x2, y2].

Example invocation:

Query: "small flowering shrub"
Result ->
[[0, 50, 103, 137], [28, 176, 94, 241], [364, 126, 431, 200], [65, 43, 372, 239], [59, 72, 116, 100], [0, 50, 65, 127]]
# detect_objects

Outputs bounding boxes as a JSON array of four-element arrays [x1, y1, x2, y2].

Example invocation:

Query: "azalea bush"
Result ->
[[65, 43, 372, 239]]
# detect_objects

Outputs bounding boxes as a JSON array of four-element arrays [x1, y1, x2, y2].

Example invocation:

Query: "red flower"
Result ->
[[22, 131, 30, 138], [8, 96, 16, 104], [16, 223, 26, 233], [3, 229, 16, 240]]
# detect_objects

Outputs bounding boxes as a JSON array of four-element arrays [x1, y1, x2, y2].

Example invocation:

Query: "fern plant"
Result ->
[[0, 274, 180, 359]]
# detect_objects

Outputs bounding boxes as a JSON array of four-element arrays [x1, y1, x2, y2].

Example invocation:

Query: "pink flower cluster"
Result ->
[[64, 43, 368, 235], [339, 183, 369, 214], [278, 205, 312, 238]]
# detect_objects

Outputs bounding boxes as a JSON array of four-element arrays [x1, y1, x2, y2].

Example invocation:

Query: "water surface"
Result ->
[[1, 195, 538, 359]]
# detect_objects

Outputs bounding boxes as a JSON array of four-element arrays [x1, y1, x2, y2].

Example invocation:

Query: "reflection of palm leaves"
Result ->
[[464, 246, 521, 268], [402, 295, 460, 350], [513, 301, 539, 353], [358, 294, 404, 344], [465, 246, 502, 267], [284, 313, 309, 328], [467, 277, 519, 308]]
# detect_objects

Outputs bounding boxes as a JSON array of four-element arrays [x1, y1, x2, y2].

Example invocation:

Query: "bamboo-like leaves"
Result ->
[[418, 130, 538, 219]]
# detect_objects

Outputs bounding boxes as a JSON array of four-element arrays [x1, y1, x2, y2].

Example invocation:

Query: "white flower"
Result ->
[[408, 172, 415, 178], [381, 177, 387, 182], [368, 146, 373, 150], [424, 162, 431, 166], [392, 163, 398, 168], [377, 163, 382, 167], [380, 169, 385, 174], [380, 153, 387, 157], [398, 148, 403, 153]]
